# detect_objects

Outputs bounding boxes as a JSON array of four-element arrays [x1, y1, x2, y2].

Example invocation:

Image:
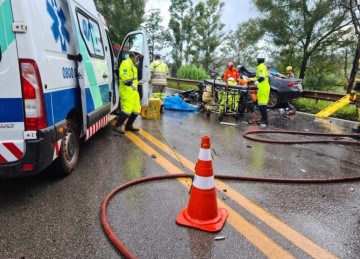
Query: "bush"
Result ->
[[292, 98, 357, 121], [304, 74, 347, 91], [176, 64, 209, 80]]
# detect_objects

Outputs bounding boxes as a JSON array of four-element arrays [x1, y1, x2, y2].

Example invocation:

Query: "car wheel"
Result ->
[[56, 118, 79, 176], [268, 92, 280, 108]]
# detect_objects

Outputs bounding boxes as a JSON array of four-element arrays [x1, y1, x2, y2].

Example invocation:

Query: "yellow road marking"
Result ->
[[126, 131, 294, 258], [136, 129, 338, 259]]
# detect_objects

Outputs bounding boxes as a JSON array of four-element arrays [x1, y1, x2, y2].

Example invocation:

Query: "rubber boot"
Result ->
[[113, 112, 128, 134], [125, 113, 140, 131], [256, 105, 268, 126]]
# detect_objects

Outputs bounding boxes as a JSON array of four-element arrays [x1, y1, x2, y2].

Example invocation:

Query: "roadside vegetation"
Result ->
[[292, 99, 357, 121], [176, 64, 209, 80], [141, 1, 360, 95]]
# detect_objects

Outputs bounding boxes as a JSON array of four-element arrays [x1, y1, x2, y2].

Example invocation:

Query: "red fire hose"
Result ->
[[101, 130, 360, 258]]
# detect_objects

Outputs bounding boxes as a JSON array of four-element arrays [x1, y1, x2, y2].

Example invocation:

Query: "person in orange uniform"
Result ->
[[223, 62, 240, 82], [218, 62, 240, 112]]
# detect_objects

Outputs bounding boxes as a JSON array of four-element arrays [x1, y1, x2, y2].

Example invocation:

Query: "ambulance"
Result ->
[[0, 0, 150, 177]]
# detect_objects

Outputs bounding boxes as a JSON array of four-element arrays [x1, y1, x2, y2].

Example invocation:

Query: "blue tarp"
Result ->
[[164, 95, 197, 111]]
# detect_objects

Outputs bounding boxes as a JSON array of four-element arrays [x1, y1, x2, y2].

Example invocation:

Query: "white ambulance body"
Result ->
[[0, 0, 150, 177]]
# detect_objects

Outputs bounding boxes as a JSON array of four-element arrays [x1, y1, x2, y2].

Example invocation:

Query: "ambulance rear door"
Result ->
[[0, 0, 26, 164]]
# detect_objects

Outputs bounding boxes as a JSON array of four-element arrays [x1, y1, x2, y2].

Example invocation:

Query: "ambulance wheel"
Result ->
[[57, 118, 80, 176], [206, 111, 211, 118]]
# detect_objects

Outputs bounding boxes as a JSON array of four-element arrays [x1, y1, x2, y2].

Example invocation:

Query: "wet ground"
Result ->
[[0, 104, 359, 258]]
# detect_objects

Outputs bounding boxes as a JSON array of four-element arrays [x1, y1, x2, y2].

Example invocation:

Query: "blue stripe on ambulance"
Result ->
[[43, 84, 110, 125], [44, 87, 81, 125], [85, 88, 95, 113], [0, 99, 24, 123]]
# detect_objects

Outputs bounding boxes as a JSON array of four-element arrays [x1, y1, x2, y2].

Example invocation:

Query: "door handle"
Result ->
[[103, 73, 108, 78], [67, 53, 83, 62]]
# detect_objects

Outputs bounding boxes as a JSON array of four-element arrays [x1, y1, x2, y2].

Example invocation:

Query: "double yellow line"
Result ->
[[125, 129, 337, 259]]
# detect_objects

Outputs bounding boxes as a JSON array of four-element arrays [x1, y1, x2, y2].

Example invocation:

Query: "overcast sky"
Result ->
[[144, 0, 258, 32]]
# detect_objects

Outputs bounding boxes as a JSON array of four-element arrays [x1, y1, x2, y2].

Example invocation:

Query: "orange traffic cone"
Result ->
[[176, 136, 228, 232]]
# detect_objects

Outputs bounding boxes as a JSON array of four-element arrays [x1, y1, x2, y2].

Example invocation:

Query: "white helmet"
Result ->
[[256, 53, 266, 61], [129, 46, 142, 56]]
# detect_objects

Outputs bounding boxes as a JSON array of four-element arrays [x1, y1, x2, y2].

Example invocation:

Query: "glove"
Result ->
[[131, 84, 137, 91], [124, 79, 133, 86], [255, 81, 259, 86]]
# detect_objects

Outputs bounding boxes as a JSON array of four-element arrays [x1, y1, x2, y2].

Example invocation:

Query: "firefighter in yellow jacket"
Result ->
[[254, 54, 270, 126], [150, 54, 169, 101], [349, 69, 360, 133], [113, 47, 142, 134]]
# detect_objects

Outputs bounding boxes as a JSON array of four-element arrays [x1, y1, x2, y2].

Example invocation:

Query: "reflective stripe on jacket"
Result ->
[[255, 63, 270, 105], [150, 60, 169, 86]]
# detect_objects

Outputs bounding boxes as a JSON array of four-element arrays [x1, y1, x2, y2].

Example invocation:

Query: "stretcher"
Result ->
[[198, 79, 257, 122]]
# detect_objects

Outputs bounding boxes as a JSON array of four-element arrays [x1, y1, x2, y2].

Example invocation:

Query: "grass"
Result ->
[[292, 98, 357, 121]]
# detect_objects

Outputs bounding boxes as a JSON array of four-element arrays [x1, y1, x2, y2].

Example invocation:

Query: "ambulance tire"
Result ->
[[56, 118, 80, 176]]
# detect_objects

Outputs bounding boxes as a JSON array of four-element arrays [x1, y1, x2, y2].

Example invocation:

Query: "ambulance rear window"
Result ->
[[76, 11, 105, 58]]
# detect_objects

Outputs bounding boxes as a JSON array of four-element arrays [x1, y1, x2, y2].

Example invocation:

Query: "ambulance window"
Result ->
[[89, 20, 104, 56], [118, 34, 144, 64], [76, 11, 104, 58]]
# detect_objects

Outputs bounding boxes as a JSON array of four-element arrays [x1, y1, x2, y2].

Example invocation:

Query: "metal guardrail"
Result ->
[[301, 90, 345, 101], [168, 78, 346, 102]]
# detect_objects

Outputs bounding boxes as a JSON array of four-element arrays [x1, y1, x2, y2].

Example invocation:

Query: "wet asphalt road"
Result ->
[[0, 105, 359, 258]]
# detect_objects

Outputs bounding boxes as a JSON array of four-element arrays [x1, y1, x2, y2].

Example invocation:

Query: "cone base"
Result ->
[[176, 207, 228, 232]]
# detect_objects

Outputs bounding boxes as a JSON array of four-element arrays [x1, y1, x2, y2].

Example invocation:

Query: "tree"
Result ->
[[142, 9, 166, 59], [337, 0, 360, 93], [94, 0, 144, 45], [253, 0, 352, 81], [222, 19, 262, 67], [168, 0, 193, 72], [190, 0, 226, 70]]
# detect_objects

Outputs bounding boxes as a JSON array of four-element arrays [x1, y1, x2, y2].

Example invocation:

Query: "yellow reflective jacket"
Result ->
[[150, 60, 169, 86], [254, 63, 270, 105], [119, 57, 138, 90]]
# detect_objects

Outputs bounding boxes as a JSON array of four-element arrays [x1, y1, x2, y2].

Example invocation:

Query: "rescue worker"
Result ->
[[113, 47, 143, 134], [253, 54, 270, 126], [218, 62, 241, 112], [285, 66, 294, 78], [349, 69, 360, 133], [150, 54, 169, 101], [208, 63, 219, 79], [223, 62, 240, 82]]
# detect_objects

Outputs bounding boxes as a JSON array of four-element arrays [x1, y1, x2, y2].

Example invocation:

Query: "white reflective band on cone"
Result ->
[[193, 175, 215, 190], [198, 148, 212, 161]]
